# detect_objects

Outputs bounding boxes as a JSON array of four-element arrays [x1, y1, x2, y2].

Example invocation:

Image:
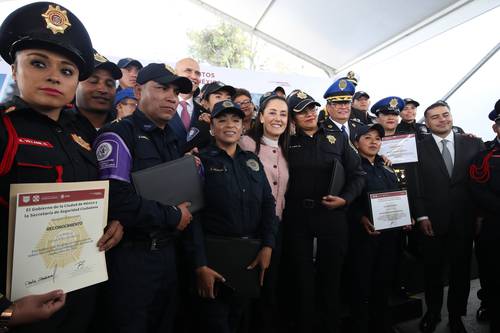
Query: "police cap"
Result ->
[[355, 123, 385, 141], [211, 100, 244, 119], [488, 99, 500, 122], [287, 90, 320, 113], [136, 63, 192, 93], [202, 81, 236, 101], [93, 49, 122, 80], [0, 2, 94, 80], [371, 96, 404, 116], [323, 78, 356, 102], [117, 58, 143, 69]]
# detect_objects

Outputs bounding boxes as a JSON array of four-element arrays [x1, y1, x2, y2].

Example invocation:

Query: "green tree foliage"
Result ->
[[187, 22, 254, 69]]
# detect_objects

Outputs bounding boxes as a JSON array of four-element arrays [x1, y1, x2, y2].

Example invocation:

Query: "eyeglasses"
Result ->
[[236, 99, 253, 107], [295, 107, 318, 116]]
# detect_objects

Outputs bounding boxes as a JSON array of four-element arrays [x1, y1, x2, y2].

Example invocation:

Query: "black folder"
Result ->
[[328, 159, 345, 196], [205, 236, 261, 298], [131, 155, 204, 213]]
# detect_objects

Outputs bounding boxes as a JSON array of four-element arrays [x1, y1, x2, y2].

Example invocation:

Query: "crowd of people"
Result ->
[[0, 2, 499, 333]]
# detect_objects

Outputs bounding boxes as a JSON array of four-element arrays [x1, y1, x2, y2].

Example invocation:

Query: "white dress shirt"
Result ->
[[432, 131, 455, 164], [330, 117, 350, 137], [176, 96, 194, 119]]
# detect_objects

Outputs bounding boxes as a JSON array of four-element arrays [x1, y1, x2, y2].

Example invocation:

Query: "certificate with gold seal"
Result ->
[[6, 181, 109, 300]]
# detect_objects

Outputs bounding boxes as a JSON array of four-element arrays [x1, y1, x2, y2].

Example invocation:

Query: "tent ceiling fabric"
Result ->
[[192, 0, 499, 75]]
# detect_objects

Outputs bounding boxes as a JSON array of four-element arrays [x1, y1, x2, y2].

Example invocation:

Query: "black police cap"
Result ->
[[404, 98, 420, 107], [117, 58, 143, 69], [287, 90, 320, 113], [488, 99, 500, 121], [355, 123, 385, 141], [136, 63, 192, 93], [0, 2, 94, 80], [202, 81, 236, 101], [211, 100, 244, 119], [353, 91, 370, 100], [93, 49, 122, 80]]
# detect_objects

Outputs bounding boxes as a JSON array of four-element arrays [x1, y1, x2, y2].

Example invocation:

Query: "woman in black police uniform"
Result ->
[[192, 100, 277, 333], [283, 90, 365, 333], [0, 3, 121, 332], [347, 124, 412, 333]]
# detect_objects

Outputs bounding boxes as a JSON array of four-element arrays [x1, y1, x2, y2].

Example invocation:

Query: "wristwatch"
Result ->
[[0, 307, 13, 332]]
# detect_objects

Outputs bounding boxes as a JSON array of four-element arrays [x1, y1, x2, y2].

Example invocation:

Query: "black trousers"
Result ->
[[196, 295, 250, 333], [283, 205, 348, 333], [420, 230, 473, 317], [477, 218, 500, 333], [106, 242, 177, 333], [348, 228, 401, 333]]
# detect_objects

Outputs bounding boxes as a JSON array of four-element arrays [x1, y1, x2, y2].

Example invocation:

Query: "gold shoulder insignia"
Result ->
[[41, 5, 71, 34], [71, 133, 91, 151], [326, 135, 336, 144]]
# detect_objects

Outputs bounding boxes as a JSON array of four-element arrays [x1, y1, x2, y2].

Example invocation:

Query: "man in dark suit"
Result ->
[[169, 58, 202, 151], [415, 101, 484, 333]]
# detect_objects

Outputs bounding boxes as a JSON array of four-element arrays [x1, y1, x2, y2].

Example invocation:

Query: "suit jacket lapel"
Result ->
[[424, 136, 450, 179], [169, 113, 186, 138], [451, 133, 466, 183]]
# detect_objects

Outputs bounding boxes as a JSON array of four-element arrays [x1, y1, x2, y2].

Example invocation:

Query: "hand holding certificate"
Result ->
[[369, 190, 412, 231], [7, 181, 109, 300]]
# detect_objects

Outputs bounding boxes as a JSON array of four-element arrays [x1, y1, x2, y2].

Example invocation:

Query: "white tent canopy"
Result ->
[[190, 0, 499, 76]]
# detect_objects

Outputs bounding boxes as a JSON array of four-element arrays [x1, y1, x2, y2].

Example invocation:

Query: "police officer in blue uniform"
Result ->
[[94, 63, 193, 333], [192, 100, 277, 333], [322, 78, 363, 144], [348, 124, 412, 333], [0, 2, 122, 332], [283, 90, 365, 333], [469, 100, 500, 333]]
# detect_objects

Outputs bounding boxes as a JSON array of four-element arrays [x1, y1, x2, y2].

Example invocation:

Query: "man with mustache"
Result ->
[[75, 50, 123, 140]]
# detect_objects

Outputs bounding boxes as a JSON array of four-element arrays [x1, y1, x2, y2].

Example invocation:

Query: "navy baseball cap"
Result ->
[[355, 123, 385, 141], [136, 63, 192, 93], [117, 57, 143, 69], [202, 81, 236, 101], [93, 49, 122, 80], [353, 91, 370, 100], [211, 100, 244, 119], [404, 98, 420, 107], [287, 90, 320, 113]]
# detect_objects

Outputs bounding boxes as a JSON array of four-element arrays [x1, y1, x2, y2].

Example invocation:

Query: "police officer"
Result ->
[[283, 90, 365, 333], [350, 91, 375, 125], [322, 78, 364, 144], [183, 81, 236, 152], [469, 100, 500, 333], [94, 63, 193, 333], [192, 100, 277, 332], [0, 3, 122, 332], [347, 124, 413, 333], [74, 49, 123, 141]]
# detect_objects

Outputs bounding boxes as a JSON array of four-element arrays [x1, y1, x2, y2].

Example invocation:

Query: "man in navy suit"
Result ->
[[416, 101, 484, 333], [169, 58, 202, 151]]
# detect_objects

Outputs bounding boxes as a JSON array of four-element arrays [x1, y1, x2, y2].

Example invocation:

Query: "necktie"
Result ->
[[441, 139, 453, 177], [341, 125, 348, 140], [180, 100, 190, 130]]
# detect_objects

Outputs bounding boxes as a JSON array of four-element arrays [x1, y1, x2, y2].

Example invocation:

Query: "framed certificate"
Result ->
[[379, 134, 418, 164], [6, 181, 109, 300], [368, 190, 412, 231]]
